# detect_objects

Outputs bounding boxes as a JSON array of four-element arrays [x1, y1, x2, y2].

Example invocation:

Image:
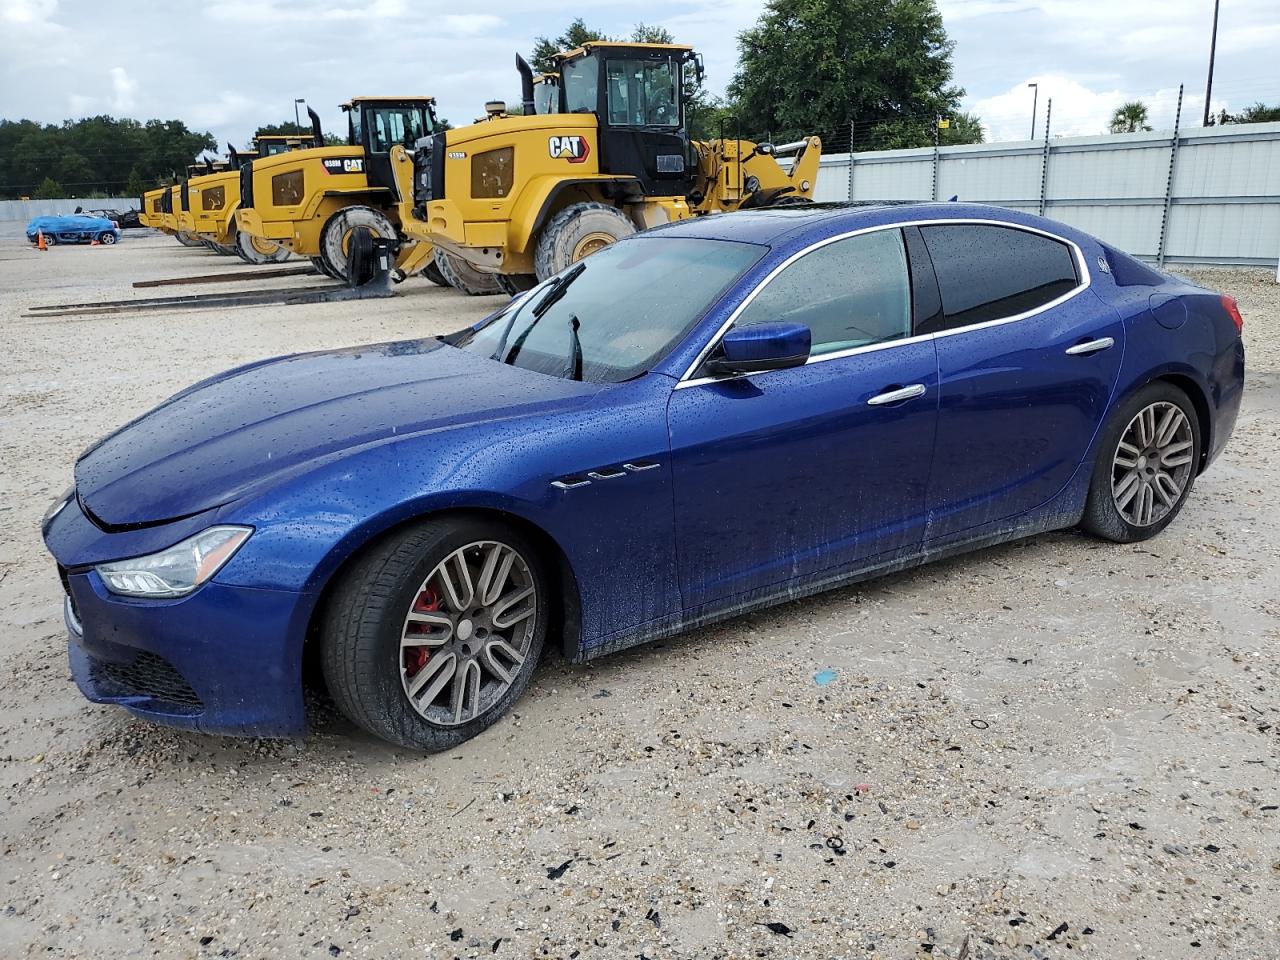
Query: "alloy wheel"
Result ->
[[398, 541, 537, 727], [1111, 401, 1194, 527]]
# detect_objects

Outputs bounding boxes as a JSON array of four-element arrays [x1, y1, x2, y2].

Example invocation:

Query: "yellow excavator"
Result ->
[[235, 100, 441, 283], [391, 42, 821, 294]]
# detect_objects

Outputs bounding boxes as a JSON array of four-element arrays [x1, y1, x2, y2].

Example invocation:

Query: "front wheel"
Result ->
[[321, 518, 548, 751], [432, 249, 503, 296], [235, 229, 291, 265], [534, 202, 636, 280], [320, 206, 396, 283], [422, 259, 450, 287], [1080, 383, 1201, 543]]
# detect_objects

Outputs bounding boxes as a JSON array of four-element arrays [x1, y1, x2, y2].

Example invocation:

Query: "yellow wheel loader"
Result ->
[[186, 141, 298, 264], [391, 43, 820, 294], [139, 187, 167, 229], [235, 100, 441, 283]]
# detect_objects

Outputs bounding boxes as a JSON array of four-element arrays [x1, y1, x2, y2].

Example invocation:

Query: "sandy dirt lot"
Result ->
[[1, 231, 1277, 960]]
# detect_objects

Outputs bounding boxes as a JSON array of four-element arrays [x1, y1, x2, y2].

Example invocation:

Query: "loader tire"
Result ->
[[235, 229, 291, 265], [432, 249, 503, 297], [321, 206, 397, 284], [311, 255, 340, 278], [496, 274, 538, 296], [534, 202, 635, 280], [423, 259, 449, 287], [175, 230, 205, 247]]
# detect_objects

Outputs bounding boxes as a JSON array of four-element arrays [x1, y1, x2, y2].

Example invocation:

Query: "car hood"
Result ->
[[75, 338, 598, 528]]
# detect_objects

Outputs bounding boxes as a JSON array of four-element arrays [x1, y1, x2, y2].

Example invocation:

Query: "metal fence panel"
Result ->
[[0, 197, 136, 221], [811, 121, 1280, 267]]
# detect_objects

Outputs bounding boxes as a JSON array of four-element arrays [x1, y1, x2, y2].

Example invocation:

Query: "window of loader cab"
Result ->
[[563, 55, 599, 114], [732, 228, 913, 356], [605, 59, 680, 127], [367, 106, 428, 153], [919, 223, 1081, 330]]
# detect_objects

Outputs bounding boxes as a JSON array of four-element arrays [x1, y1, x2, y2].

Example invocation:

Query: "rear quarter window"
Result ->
[[920, 224, 1081, 329]]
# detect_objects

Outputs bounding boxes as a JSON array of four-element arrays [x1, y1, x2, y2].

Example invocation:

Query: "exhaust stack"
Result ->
[[307, 107, 324, 148], [516, 54, 536, 115]]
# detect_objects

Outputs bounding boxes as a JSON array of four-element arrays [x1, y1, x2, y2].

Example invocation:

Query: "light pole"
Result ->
[[1028, 83, 1039, 140], [294, 98, 306, 129], [1202, 0, 1220, 126]]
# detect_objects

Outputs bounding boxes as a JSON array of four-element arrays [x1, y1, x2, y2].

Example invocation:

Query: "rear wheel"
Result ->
[[432, 249, 503, 296], [1080, 382, 1201, 543], [320, 206, 396, 283], [321, 517, 548, 752], [496, 273, 538, 296], [423, 259, 450, 287], [235, 229, 291, 264], [534, 202, 635, 280]]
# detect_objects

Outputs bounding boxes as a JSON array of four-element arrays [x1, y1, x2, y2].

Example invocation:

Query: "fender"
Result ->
[[300, 186, 392, 223], [515, 175, 641, 253]]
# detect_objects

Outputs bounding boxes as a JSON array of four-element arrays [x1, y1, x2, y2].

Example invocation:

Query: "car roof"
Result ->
[[649, 201, 1088, 248]]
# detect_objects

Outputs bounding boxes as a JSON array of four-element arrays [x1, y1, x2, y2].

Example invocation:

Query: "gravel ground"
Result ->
[[1, 232, 1277, 960]]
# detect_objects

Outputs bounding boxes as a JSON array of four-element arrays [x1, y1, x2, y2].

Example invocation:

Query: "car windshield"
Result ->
[[455, 237, 763, 383]]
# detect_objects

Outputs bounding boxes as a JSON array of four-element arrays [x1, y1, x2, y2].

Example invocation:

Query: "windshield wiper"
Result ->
[[566, 314, 583, 381], [532, 260, 586, 318], [491, 261, 588, 363]]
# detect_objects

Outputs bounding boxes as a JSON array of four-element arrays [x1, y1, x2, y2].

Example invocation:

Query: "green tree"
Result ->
[[531, 17, 610, 74], [253, 120, 343, 146], [35, 176, 63, 199], [940, 111, 985, 145], [1109, 101, 1152, 133], [125, 166, 146, 197], [630, 22, 673, 44], [729, 0, 963, 147], [1215, 101, 1280, 125]]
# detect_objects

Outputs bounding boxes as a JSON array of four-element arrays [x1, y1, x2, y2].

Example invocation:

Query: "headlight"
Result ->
[[42, 486, 75, 528], [96, 526, 252, 598]]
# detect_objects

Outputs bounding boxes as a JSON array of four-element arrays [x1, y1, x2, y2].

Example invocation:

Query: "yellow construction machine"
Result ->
[[185, 141, 295, 263], [139, 187, 167, 229], [391, 43, 821, 294], [235, 100, 441, 282]]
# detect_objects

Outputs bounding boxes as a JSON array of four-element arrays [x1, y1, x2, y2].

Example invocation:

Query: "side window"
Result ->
[[919, 224, 1080, 329], [734, 229, 912, 356]]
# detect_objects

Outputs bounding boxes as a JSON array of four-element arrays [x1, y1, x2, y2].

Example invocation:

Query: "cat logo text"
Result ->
[[549, 135, 590, 164]]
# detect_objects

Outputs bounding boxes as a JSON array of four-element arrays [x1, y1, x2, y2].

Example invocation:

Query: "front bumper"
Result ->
[[61, 567, 311, 736]]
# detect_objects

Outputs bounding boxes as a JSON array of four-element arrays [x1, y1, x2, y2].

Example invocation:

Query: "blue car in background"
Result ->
[[41, 203, 1245, 752], [26, 214, 120, 245]]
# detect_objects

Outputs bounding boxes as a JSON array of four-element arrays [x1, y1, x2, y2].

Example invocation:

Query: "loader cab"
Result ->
[[343, 96, 437, 191], [533, 74, 560, 115], [255, 135, 311, 157], [556, 42, 699, 196]]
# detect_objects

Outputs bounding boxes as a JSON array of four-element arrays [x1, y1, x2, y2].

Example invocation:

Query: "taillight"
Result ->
[[1222, 294, 1243, 333]]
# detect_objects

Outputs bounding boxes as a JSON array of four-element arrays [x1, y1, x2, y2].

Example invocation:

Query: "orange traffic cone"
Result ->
[[36, 231, 47, 251]]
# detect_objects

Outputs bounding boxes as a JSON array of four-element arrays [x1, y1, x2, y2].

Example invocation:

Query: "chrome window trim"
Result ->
[[675, 217, 1092, 390]]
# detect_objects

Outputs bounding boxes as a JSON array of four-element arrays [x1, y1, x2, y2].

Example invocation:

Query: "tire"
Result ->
[[320, 517, 549, 752], [534, 202, 635, 280], [235, 228, 291, 265], [98, 231, 118, 245], [496, 273, 538, 296], [1080, 382, 1202, 543], [320, 206, 396, 284], [423, 259, 450, 287], [310, 255, 339, 278], [432, 249, 503, 296], [175, 230, 204, 247]]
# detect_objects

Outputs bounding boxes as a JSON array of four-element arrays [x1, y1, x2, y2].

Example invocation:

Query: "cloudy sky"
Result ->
[[2, 0, 1277, 149]]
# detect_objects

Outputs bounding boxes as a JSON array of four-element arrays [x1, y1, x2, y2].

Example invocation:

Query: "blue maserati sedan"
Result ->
[[42, 203, 1245, 751]]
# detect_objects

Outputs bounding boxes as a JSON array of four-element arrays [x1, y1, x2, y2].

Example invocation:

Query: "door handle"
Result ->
[[867, 383, 926, 406], [1065, 336, 1115, 356]]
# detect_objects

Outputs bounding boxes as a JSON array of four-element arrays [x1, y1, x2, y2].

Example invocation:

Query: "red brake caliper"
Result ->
[[404, 585, 441, 677]]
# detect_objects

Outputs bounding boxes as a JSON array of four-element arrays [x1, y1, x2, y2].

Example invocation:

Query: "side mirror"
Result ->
[[706, 322, 811, 375]]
